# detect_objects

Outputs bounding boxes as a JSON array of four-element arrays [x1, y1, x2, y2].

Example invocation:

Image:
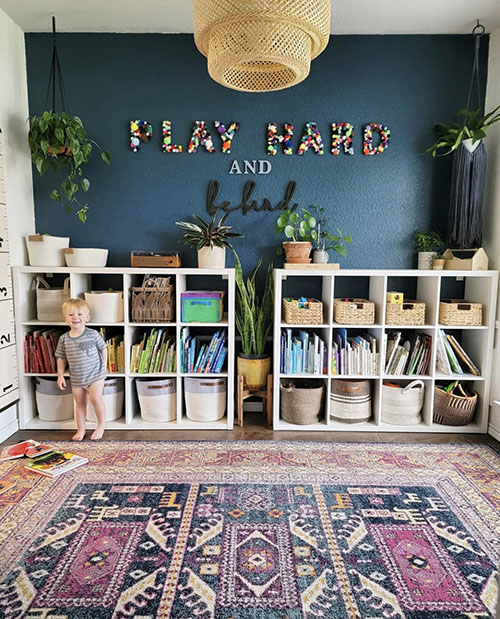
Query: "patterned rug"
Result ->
[[0, 440, 499, 618]]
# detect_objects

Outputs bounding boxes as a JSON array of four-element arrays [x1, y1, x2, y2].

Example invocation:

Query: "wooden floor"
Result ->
[[2, 412, 500, 449]]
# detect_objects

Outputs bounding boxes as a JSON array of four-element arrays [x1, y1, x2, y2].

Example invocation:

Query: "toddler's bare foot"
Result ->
[[90, 427, 105, 441], [72, 430, 85, 441]]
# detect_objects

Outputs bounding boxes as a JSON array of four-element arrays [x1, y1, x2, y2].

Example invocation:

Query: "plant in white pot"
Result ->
[[176, 213, 243, 268], [414, 230, 445, 270], [234, 252, 273, 390], [308, 204, 352, 264], [275, 208, 317, 263]]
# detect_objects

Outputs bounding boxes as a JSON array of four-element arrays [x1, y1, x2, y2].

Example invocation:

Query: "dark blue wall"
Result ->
[[25, 34, 488, 270]]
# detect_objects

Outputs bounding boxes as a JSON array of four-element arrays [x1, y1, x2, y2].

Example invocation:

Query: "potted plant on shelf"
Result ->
[[414, 230, 445, 270], [234, 252, 273, 390], [28, 111, 112, 223], [176, 212, 243, 268], [431, 251, 446, 270], [308, 204, 352, 264], [275, 208, 317, 263]]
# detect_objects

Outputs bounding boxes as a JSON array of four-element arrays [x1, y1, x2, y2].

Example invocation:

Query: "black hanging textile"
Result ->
[[447, 22, 486, 249]]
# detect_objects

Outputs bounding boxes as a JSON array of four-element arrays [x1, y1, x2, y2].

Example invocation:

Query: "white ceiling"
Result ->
[[1, 0, 500, 35]]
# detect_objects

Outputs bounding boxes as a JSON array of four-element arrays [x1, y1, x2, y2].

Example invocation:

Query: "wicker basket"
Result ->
[[433, 383, 477, 426], [280, 379, 324, 424], [386, 300, 426, 326], [439, 299, 482, 326], [334, 298, 375, 325], [330, 379, 372, 423], [282, 297, 323, 324], [132, 278, 174, 323]]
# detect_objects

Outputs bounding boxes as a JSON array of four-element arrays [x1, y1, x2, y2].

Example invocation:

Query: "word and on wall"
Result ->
[[129, 120, 391, 156]]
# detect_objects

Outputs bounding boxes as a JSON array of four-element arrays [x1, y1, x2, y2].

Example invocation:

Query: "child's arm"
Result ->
[[57, 357, 67, 390], [101, 346, 108, 373]]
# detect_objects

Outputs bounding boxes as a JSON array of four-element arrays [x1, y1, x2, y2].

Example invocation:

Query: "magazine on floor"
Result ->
[[24, 451, 88, 477], [0, 440, 54, 461]]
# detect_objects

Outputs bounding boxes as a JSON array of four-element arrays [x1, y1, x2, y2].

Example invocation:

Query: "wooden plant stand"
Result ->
[[236, 374, 273, 427]]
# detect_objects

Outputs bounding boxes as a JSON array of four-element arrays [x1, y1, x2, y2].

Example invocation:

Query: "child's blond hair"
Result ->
[[62, 298, 90, 316]]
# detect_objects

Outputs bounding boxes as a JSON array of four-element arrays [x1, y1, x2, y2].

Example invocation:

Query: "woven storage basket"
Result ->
[[386, 300, 425, 326], [330, 379, 372, 423], [280, 379, 324, 425], [132, 278, 174, 323], [86, 378, 124, 422], [283, 297, 323, 324], [35, 376, 73, 421], [334, 298, 375, 325], [184, 377, 226, 421], [433, 383, 477, 426], [36, 276, 70, 322], [85, 291, 124, 323], [381, 380, 424, 426], [439, 299, 482, 326], [137, 378, 176, 423]]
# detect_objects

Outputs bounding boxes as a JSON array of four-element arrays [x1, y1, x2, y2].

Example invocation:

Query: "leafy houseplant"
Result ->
[[414, 230, 445, 270], [275, 208, 317, 263], [175, 213, 243, 268], [308, 204, 352, 263], [234, 252, 274, 390], [28, 111, 111, 223]]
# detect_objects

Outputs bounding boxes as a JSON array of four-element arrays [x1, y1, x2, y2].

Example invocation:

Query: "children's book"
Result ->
[[0, 480, 16, 495], [0, 440, 54, 461], [24, 451, 88, 477]]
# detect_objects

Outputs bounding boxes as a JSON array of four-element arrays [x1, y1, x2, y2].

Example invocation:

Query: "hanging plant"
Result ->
[[28, 111, 111, 222]]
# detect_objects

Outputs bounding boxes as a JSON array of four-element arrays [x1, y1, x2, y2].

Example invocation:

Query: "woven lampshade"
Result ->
[[193, 0, 331, 92]]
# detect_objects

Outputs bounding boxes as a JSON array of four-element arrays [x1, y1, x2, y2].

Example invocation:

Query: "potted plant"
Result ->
[[275, 208, 317, 263], [234, 252, 273, 390], [28, 111, 111, 223], [308, 204, 352, 264], [175, 212, 243, 268], [432, 251, 446, 270], [414, 230, 445, 270]]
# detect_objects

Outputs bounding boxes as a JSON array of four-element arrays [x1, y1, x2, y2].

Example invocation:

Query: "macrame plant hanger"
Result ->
[[448, 21, 486, 249], [46, 16, 67, 113]]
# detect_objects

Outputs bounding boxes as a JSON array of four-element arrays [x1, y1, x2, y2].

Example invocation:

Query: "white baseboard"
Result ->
[[488, 422, 500, 442], [0, 418, 19, 444]]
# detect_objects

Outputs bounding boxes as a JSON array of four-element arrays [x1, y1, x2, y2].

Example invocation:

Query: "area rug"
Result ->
[[0, 440, 499, 618]]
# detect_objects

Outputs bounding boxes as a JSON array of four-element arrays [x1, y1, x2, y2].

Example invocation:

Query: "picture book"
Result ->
[[24, 451, 88, 477], [0, 480, 16, 495], [0, 440, 54, 461]]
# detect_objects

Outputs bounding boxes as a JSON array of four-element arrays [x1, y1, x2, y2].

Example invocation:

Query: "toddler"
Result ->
[[56, 298, 107, 441]]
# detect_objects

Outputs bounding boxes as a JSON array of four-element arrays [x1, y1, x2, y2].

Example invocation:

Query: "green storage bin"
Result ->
[[181, 291, 224, 322]]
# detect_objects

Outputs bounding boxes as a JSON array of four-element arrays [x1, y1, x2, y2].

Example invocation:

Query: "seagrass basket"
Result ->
[[282, 297, 323, 324], [280, 379, 324, 424], [334, 298, 375, 325], [385, 300, 425, 326], [439, 299, 482, 326], [132, 278, 174, 323], [433, 383, 477, 426]]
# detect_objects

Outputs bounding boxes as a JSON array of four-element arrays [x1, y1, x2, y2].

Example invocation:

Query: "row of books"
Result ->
[[436, 329, 480, 376], [280, 329, 327, 375], [384, 330, 432, 376], [180, 327, 227, 374], [24, 329, 63, 373], [332, 329, 379, 376], [99, 329, 125, 373], [130, 328, 176, 373]]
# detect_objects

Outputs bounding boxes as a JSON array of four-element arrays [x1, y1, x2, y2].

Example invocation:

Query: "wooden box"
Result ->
[[130, 252, 181, 267], [443, 248, 488, 271]]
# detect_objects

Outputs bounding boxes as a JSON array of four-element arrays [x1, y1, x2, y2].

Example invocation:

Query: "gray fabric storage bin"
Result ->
[[35, 376, 73, 421]]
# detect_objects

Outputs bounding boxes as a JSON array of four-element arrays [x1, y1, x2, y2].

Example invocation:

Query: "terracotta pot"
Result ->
[[197, 246, 225, 268], [237, 353, 270, 390], [47, 145, 72, 157], [283, 241, 312, 264], [432, 258, 445, 270]]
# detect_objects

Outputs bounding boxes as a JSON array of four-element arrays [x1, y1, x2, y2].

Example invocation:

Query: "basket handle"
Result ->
[[35, 276, 51, 290], [457, 303, 472, 311], [147, 382, 173, 390], [402, 303, 415, 310], [63, 277, 70, 292], [402, 380, 425, 393]]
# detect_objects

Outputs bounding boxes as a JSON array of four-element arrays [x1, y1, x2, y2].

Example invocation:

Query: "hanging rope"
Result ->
[[45, 16, 66, 112]]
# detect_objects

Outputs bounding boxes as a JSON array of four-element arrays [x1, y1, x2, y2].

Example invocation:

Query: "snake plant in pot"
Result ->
[[234, 252, 274, 390]]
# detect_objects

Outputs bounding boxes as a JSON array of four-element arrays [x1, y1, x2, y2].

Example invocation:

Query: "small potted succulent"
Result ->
[[176, 212, 243, 268], [275, 208, 317, 263], [431, 251, 446, 270], [414, 230, 445, 270]]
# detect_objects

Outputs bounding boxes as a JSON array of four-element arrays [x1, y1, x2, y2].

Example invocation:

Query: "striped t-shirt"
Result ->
[[55, 327, 107, 387]]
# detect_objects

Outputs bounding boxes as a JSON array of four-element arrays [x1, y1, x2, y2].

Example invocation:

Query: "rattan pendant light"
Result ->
[[193, 0, 331, 92]]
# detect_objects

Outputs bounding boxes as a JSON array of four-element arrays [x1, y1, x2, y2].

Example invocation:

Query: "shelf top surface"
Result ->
[[13, 266, 235, 275], [276, 268, 498, 277]]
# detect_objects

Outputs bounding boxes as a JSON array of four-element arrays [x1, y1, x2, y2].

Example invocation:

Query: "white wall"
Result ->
[[484, 26, 500, 439], [0, 8, 35, 442]]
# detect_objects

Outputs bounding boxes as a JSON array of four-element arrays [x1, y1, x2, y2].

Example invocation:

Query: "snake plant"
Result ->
[[234, 252, 274, 356]]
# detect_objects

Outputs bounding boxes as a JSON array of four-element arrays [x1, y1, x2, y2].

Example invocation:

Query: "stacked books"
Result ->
[[280, 329, 327, 375], [25, 451, 88, 477], [99, 329, 125, 373], [384, 330, 432, 376], [180, 327, 227, 374], [435, 329, 480, 376], [130, 328, 176, 373], [332, 329, 379, 375], [24, 329, 63, 373]]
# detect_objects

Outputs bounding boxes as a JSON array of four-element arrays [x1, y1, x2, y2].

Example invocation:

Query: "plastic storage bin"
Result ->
[[35, 376, 73, 421], [184, 376, 226, 421], [85, 291, 124, 323], [86, 378, 124, 422], [137, 377, 177, 423], [181, 291, 224, 322]]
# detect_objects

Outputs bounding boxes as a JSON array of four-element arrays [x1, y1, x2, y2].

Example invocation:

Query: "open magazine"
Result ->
[[24, 451, 88, 478], [0, 440, 54, 461]]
